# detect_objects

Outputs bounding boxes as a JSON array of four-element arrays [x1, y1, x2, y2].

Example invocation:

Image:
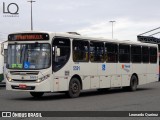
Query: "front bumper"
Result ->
[[6, 79, 51, 92]]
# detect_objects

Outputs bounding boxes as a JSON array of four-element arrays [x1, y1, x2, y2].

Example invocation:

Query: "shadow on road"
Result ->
[[0, 82, 6, 88], [9, 87, 154, 101], [79, 87, 154, 98], [0, 86, 6, 90]]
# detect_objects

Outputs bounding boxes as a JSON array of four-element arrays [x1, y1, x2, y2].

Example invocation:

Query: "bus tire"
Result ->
[[30, 92, 44, 98], [68, 78, 81, 98], [129, 75, 138, 91]]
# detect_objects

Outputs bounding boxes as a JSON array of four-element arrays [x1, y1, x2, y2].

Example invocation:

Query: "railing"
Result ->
[[137, 27, 160, 44]]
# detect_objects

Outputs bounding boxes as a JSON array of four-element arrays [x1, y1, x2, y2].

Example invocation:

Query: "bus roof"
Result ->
[[8, 31, 158, 47]]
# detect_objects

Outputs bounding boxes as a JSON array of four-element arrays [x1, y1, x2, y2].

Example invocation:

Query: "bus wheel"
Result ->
[[68, 78, 81, 98], [129, 75, 138, 91], [30, 92, 44, 98]]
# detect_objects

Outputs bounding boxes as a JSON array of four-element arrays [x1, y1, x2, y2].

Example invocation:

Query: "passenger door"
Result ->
[[52, 37, 71, 91]]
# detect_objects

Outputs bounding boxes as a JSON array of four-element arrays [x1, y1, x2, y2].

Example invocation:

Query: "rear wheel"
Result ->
[[67, 78, 81, 98], [123, 75, 138, 91], [129, 75, 138, 91], [30, 92, 44, 98]]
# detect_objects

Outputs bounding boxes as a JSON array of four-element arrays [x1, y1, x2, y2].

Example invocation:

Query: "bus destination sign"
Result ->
[[8, 33, 49, 41]]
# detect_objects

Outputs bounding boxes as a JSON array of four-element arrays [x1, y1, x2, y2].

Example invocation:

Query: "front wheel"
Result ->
[[67, 78, 81, 98], [30, 92, 44, 98]]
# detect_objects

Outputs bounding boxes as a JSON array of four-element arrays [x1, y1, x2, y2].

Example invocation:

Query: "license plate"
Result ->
[[19, 84, 27, 89]]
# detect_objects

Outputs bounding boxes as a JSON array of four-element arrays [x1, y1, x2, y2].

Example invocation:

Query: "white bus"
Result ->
[[0, 41, 7, 83], [6, 31, 159, 98], [2, 41, 8, 83], [0, 42, 4, 82]]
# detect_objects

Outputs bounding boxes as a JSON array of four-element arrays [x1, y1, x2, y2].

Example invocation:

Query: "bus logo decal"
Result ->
[[65, 71, 70, 76], [73, 66, 80, 71], [102, 64, 106, 71], [24, 62, 30, 69], [122, 64, 130, 72]]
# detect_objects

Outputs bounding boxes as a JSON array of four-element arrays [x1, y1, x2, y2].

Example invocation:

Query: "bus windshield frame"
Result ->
[[7, 43, 51, 70]]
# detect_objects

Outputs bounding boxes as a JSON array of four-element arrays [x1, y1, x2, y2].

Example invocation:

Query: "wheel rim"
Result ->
[[71, 82, 79, 94]]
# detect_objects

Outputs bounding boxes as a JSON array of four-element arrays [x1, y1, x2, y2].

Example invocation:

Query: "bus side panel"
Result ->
[[90, 63, 99, 89], [122, 75, 131, 87], [53, 76, 68, 92], [100, 76, 111, 88], [147, 63, 158, 83], [53, 64, 71, 92], [53, 78, 59, 91], [106, 63, 117, 87], [132, 64, 147, 85], [71, 62, 93, 90], [59, 77, 69, 91], [82, 76, 90, 90], [98, 63, 110, 88], [108, 63, 116, 87], [117, 63, 131, 87]]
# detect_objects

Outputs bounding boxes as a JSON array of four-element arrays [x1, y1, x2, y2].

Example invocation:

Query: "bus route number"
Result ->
[[73, 66, 80, 71]]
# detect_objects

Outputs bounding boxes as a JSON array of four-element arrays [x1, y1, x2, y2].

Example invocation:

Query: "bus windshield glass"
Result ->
[[7, 43, 51, 69]]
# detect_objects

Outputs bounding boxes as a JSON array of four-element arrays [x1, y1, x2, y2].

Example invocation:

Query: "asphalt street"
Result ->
[[0, 81, 160, 120]]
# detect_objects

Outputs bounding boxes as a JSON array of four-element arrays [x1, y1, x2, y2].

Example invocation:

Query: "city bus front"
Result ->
[[6, 32, 53, 96]]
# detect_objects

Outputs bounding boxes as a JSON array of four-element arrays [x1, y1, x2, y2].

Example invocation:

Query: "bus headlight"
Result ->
[[6, 75, 12, 82], [36, 74, 50, 83]]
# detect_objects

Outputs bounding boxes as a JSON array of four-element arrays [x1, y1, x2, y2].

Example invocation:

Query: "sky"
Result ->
[[0, 0, 160, 42]]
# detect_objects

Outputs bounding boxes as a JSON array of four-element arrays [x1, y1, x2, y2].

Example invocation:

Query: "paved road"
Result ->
[[0, 82, 160, 120]]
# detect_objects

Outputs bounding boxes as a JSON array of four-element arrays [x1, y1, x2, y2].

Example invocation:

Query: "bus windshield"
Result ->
[[7, 43, 51, 69]]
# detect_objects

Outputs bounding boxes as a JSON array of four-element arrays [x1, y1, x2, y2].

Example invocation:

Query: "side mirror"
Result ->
[[1, 43, 4, 56], [56, 48, 60, 57], [54, 46, 60, 62], [55, 46, 60, 57], [1, 40, 7, 56]]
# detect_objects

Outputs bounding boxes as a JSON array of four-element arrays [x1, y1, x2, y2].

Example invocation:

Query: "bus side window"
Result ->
[[119, 44, 130, 63], [105, 43, 118, 63], [131, 45, 141, 63], [150, 47, 157, 63], [90, 41, 104, 62], [73, 40, 89, 62], [142, 46, 149, 63]]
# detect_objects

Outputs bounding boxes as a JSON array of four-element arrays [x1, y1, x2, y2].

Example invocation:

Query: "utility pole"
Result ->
[[109, 21, 116, 39], [28, 0, 36, 31]]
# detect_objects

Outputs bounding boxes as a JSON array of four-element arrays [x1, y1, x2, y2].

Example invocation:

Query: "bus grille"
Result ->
[[10, 71, 39, 75], [12, 79, 37, 82]]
